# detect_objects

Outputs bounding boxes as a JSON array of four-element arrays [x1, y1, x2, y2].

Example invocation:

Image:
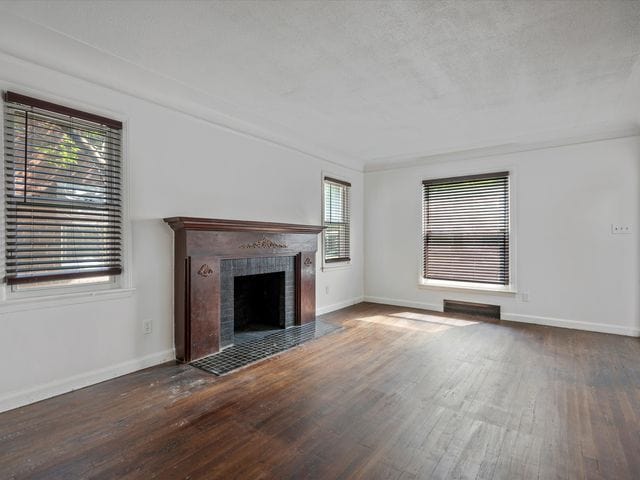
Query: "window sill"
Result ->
[[0, 287, 136, 314], [322, 261, 352, 271], [418, 280, 516, 295]]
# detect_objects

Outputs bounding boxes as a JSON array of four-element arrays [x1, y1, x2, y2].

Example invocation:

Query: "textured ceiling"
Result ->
[[1, 0, 639, 170]]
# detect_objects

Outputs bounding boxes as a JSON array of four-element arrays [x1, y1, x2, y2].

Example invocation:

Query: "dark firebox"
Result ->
[[234, 271, 286, 332]]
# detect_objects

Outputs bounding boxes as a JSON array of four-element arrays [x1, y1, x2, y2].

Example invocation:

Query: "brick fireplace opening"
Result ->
[[235, 271, 284, 328], [164, 217, 323, 362], [220, 256, 295, 347]]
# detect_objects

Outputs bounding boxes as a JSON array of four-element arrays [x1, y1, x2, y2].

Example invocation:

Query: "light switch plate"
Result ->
[[611, 224, 632, 235]]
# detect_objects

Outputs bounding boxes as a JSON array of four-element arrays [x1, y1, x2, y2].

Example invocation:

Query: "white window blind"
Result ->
[[422, 172, 510, 286], [3, 92, 123, 285], [323, 177, 351, 263]]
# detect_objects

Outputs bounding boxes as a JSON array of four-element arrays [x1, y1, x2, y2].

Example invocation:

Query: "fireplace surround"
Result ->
[[163, 217, 324, 362]]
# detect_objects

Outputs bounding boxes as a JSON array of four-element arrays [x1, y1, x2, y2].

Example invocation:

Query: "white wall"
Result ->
[[0, 53, 364, 412], [365, 136, 640, 336]]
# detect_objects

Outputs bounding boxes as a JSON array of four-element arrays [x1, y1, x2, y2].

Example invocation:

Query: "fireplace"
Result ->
[[163, 217, 323, 362]]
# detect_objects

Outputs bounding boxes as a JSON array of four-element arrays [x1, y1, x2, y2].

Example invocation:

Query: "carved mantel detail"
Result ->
[[239, 236, 288, 249], [197, 264, 214, 277]]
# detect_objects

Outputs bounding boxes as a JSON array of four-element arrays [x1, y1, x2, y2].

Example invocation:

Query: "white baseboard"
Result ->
[[317, 296, 364, 315], [363, 296, 640, 337], [501, 312, 640, 337], [363, 295, 442, 313], [0, 348, 175, 413]]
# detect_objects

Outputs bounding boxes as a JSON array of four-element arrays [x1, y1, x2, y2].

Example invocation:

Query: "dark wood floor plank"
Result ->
[[1, 302, 639, 479]]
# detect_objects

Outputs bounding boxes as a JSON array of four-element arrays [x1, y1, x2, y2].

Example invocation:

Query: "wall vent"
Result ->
[[443, 300, 500, 319]]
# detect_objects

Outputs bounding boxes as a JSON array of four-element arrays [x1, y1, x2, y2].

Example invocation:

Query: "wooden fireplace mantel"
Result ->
[[164, 217, 324, 362], [164, 216, 324, 234]]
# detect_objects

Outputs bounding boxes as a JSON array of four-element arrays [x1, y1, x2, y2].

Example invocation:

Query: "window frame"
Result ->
[[322, 173, 352, 269], [0, 88, 132, 303], [418, 169, 517, 294]]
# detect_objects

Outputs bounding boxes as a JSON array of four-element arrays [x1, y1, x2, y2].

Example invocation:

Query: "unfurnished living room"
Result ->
[[0, 1, 639, 479]]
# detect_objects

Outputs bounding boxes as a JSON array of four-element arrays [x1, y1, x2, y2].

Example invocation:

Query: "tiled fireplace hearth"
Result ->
[[164, 217, 323, 362]]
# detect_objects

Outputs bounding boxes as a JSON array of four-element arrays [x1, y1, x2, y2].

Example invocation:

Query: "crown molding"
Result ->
[[364, 123, 640, 173], [0, 11, 364, 173]]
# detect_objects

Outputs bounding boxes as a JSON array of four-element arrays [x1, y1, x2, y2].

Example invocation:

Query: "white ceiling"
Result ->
[[1, 0, 639, 171]]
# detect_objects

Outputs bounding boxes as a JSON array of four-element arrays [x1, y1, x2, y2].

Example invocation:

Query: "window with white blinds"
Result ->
[[3, 92, 123, 285], [422, 172, 510, 286], [323, 176, 351, 263]]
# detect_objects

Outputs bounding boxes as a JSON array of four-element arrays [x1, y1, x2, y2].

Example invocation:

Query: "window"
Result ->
[[323, 176, 351, 263], [422, 172, 510, 287], [3, 92, 123, 286]]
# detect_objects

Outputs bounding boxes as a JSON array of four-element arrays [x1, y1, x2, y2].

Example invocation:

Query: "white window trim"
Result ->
[[417, 166, 518, 294], [418, 279, 517, 295], [0, 287, 136, 314], [321, 170, 352, 271], [0, 85, 134, 307]]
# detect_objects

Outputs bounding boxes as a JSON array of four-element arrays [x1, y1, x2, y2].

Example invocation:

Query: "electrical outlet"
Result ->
[[325, 285, 330, 295], [521, 291, 530, 302], [143, 319, 152, 335], [611, 224, 631, 235]]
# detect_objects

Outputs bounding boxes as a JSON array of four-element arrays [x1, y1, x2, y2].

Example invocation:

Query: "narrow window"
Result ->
[[323, 176, 351, 263], [3, 92, 123, 286], [422, 172, 510, 286]]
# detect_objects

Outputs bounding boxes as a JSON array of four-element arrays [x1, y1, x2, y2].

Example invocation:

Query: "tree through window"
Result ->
[[3, 92, 123, 285]]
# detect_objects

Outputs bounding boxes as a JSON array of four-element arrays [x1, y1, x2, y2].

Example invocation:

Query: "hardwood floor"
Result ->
[[1, 302, 639, 479]]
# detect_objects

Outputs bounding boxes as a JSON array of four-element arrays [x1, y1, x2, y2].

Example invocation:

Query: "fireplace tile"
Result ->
[[191, 319, 341, 376]]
